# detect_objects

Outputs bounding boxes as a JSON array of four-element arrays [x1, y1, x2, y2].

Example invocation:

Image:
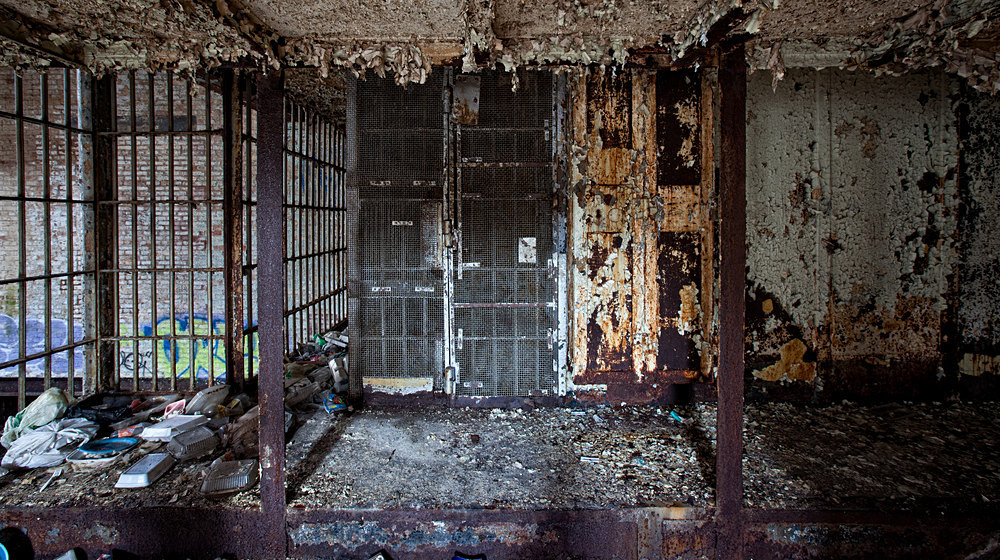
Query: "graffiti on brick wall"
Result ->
[[0, 314, 86, 377], [118, 315, 259, 382], [0, 313, 259, 381]]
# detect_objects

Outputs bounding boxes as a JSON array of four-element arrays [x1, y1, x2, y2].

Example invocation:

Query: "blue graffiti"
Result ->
[[0, 314, 86, 376]]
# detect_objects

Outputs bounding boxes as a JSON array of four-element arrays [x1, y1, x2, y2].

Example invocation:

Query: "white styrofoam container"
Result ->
[[142, 414, 209, 440], [115, 453, 175, 488]]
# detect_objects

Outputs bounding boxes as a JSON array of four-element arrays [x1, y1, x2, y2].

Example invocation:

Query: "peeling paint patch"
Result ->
[[677, 283, 699, 335], [959, 354, 1000, 377], [752, 338, 815, 382], [364, 377, 434, 395]]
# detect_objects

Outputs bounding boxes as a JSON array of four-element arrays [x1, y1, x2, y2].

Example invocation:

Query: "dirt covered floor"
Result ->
[[285, 404, 718, 509], [1, 400, 998, 513], [744, 400, 1000, 511]]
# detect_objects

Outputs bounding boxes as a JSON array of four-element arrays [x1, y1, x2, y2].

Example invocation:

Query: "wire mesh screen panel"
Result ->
[[282, 98, 347, 355], [357, 74, 446, 381], [0, 68, 96, 408], [454, 69, 556, 397]]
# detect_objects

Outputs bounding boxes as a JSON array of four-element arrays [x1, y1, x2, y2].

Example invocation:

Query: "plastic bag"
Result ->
[[0, 417, 97, 469], [1, 387, 69, 449]]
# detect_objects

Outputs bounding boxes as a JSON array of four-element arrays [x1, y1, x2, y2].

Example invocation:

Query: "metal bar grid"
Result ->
[[0, 68, 99, 407], [239, 71, 258, 381], [281, 96, 347, 356], [108, 70, 228, 391]]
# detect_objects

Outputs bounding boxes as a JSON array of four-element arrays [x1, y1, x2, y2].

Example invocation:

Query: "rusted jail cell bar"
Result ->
[[0, 69, 97, 408], [571, 66, 716, 404], [94, 70, 239, 392]]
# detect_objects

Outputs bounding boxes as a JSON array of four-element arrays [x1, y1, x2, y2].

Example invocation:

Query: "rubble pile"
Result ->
[[0, 329, 352, 509]]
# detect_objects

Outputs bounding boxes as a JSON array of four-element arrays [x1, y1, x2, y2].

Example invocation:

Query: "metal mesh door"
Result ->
[[453, 70, 557, 397], [357, 74, 446, 382]]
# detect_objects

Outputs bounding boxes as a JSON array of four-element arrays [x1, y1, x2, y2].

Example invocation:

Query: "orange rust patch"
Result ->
[[761, 298, 773, 314], [752, 338, 815, 382]]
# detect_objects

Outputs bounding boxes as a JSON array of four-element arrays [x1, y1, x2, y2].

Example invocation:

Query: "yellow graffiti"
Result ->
[[120, 316, 260, 381]]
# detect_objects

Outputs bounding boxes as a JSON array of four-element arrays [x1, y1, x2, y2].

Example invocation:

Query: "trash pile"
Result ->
[[0, 329, 352, 507]]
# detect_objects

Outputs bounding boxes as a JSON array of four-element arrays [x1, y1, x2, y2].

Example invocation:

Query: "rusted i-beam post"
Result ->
[[223, 69, 245, 392], [256, 70, 287, 558], [716, 41, 747, 560], [93, 75, 117, 393]]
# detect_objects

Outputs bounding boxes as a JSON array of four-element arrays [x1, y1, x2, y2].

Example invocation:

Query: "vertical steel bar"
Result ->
[[255, 70, 286, 559], [130, 71, 139, 391], [223, 68, 246, 391], [188, 77, 196, 388], [64, 68, 76, 398], [78, 71, 97, 395], [243, 74, 255, 380], [206, 74, 215, 384], [148, 72, 159, 391], [167, 74, 178, 390], [41, 73, 52, 389], [15, 73, 26, 409], [93, 74, 118, 393], [717, 42, 747, 560], [294, 102, 301, 350]]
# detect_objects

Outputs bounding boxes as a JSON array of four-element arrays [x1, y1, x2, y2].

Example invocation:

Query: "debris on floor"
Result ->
[[285, 404, 719, 510], [743, 400, 1000, 511]]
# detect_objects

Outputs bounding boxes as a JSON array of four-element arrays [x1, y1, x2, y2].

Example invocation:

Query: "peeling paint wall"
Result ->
[[746, 67, 960, 399], [568, 67, 715, 403], [957, 88, 1000, 378]]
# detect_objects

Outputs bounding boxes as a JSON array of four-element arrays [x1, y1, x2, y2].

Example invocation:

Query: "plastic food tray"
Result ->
[[166, 427, 219, 461], [115, 453, 175, 488], [201, 459, 259, 496]]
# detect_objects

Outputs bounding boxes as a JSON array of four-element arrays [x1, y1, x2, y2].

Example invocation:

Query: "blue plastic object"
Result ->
[[79, 437, 140, 457]]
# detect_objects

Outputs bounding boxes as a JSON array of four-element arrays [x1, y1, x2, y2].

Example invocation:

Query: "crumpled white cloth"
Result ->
[[0, 417, 98, 469]]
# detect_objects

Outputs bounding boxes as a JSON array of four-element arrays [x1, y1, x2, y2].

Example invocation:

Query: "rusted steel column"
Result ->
[[716, 42, 747, 560], [223, 69, 245, 391], [92, 75, 117, 393], [255, 70, 287, 559]]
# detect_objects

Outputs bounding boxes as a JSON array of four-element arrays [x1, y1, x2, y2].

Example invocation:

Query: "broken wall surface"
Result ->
[[746, 67, 960, 401], [956, 89, 1000, 381]]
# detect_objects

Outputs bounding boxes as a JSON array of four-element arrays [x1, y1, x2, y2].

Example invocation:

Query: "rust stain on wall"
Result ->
[[752, 338, 816, 382], [959, 354, 1000, 377]]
